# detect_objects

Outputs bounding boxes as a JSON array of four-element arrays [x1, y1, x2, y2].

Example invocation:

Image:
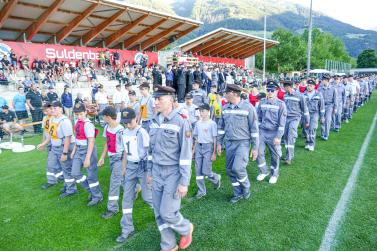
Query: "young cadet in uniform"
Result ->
[[138, 82, 155, 132], [256, 80, 287, 184], [193, 103, 221, 199], [217, 84, 259, 203], [318, 75, 337, 141], [71, 103, 103, 206], [331, 76, 345, 132], [342, 76, 353, 123], [116, 108, 153, 243], [40, 102, 63, 189], [148, 85, 194, 251], [304, 79, 325, 151], [37, 101, 77, 198], [282, 80, 309, 165], [98, 106, 124, 219], [189, 81, 208, 107], [128, 90, 139, 110], [208, 85, 222, 124], [182, 93, 199, 128]]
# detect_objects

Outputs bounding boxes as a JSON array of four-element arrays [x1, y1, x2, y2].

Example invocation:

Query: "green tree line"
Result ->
[[255, 28, 355, 73]]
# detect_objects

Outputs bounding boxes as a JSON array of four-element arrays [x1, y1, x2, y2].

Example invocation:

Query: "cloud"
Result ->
[[285, 0, 376, 30]]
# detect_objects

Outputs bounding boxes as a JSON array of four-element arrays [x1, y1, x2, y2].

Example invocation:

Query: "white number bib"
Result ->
[[123, 135, 139, 162]]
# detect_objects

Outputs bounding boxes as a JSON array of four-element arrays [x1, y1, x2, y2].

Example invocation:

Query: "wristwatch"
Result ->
[[62, 152, 68, 155]]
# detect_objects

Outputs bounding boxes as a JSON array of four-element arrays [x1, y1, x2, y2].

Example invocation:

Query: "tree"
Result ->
[[357, 49, 377, 68], [255, 28, 353, 73], [255, 29, 306, 73]]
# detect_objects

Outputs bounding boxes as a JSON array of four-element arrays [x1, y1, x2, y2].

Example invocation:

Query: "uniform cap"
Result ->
[[73, 102, 86, 113], [266, 79, 279, 89], [282, 80, 293, 86], [185, 93, 193, 99], [225, 84, 242, 93], [120, 108, 136, 124], [322, 74, 331, 80], [153, 85, 176, 98], [199, 103, 210, 111], [139, 82, 150, 89]]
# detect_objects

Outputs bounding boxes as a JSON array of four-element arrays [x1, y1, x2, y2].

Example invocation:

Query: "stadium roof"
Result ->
[[179, 28, 279, 59], [0, 0, 202, 51]]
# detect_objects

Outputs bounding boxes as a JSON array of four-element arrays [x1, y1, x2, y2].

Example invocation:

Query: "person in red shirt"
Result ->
[[248, 83, 260, 107], [298, 79, 307, 93], [315, 79, 321, 90], [277, 83, 285, 100]]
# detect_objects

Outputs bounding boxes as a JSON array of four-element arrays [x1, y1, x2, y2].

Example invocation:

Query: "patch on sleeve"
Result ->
[[185, 130, 192, 138]]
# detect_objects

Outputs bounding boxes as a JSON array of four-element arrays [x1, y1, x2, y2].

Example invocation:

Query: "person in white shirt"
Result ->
[[95, 84, 108, 124], [112, 84, 128, 112]]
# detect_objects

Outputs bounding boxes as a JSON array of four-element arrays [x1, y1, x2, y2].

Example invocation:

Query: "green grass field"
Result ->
[[1, 96, 377, 251]]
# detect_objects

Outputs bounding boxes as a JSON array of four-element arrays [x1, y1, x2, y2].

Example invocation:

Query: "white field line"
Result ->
[[319, 112, 377, 251]]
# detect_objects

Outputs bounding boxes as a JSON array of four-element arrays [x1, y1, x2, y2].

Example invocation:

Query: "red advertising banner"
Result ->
[[0, 41, 158, 66], [198, 55, 245, 67]]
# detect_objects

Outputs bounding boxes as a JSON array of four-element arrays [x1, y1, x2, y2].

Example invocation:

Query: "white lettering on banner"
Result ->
[[45, 48, 103, 60]]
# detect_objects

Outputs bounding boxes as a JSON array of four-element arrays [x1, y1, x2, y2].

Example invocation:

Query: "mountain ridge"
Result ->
[[124, 0, 377, 57]]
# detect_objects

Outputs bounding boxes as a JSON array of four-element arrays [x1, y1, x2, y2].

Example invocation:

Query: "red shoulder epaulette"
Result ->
[[180, 113, 188, 119]]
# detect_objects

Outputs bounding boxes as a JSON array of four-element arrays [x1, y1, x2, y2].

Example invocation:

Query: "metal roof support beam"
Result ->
[[105, 13, 148, 47], [202, 37, 244, 56], [140, 22, 183, 51], [82, 9, 125, 46], [124, 18, 167, 49], [226, 40, 262, 57], [224, 40, 261, 57], [156, 26, 197, 50], [55, 2, 98, 43], [180, 30, 222, 52], [191, 34, 230, 53], [0, 0, 18, 29], [231, 41, 264, 58], [212, 39, 250, 56], [20, 0, 65, 41]]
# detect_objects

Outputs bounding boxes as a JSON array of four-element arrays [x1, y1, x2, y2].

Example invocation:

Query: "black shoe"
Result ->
[[243, 191, 251, 200], [59, 192, 77, 199], [214, 175, 221, 190], [41, 183, 56, 189], [102, 210, 118, 219], [230, 195, 243, 204], [115, 231, 135, 243], [87, 197, 103, 207]]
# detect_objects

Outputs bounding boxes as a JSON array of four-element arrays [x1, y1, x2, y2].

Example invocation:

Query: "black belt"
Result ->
[[199, 143, 212, 146]]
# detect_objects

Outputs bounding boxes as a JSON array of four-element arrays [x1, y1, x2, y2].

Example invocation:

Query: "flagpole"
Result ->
[[306, 0, 313, 76], [263, 15, 267, 81]]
